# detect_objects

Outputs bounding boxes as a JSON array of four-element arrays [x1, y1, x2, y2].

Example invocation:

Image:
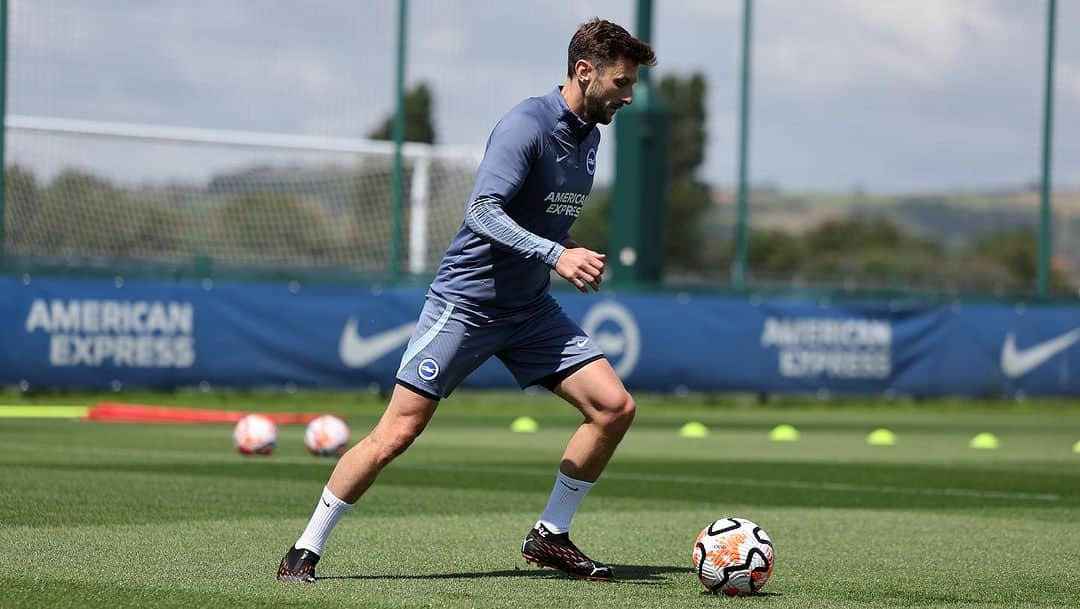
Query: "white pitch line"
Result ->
[[0, 441, 1064, 503]]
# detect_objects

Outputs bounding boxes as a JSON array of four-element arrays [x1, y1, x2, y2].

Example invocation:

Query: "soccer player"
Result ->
[[278, 18, 656, 583]]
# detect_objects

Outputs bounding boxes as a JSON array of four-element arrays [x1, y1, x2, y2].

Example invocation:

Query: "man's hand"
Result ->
[[555, 247, 606, 292]]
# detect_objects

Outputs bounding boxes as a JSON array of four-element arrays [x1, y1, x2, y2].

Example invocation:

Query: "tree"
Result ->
[[963, 229, 1070, 293], [658, 74, 712, 270], [793, 217, 948, 287], [747, 228, 803, 277], [661, 73, 706, 179], [368, 83, 436, 144], [4, 165, 40, 254], [212, 191, 335, 264], [4, 168, 191, 261]]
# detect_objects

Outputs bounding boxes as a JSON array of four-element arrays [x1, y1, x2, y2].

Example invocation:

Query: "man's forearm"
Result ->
[[465, 196, 565, 267]]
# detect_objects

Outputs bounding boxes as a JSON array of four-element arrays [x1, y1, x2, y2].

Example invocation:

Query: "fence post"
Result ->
[[731, 0, 753, 289], [610, 0, 668, 287], [1038, 0, 1057, 298], [389, 0, 409, 279]]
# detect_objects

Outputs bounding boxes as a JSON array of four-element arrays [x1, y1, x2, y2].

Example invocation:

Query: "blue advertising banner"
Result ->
[[1, 276, 1076, 395]]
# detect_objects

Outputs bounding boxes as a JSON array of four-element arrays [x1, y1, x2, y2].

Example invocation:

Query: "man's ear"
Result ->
[[574, 59, 594, 84]]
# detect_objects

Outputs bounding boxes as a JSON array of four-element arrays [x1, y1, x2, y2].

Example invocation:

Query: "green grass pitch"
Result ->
[[1, 390, 1079, 608]]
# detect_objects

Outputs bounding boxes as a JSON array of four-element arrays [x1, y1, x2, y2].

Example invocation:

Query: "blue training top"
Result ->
[[428, 87, 601, 313]]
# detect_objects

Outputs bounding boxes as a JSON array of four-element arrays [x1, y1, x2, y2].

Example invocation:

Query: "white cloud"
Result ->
[[1060, 63, 1080, 103], [754, 0, 1023, 95], [5, 0, 1078, 189]]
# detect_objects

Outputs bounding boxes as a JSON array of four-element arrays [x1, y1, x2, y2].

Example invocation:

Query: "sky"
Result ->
[[6, 0, 1080, 192]]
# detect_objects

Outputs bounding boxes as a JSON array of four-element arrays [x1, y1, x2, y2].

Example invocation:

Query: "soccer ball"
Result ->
[[304, 414, 350, 457], [692, 517, 774, 596], [233, 414, 277, 455]]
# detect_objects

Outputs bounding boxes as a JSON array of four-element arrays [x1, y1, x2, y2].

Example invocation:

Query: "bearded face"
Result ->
[[582, 79, 611, 124], [579, 59, 636, 125]]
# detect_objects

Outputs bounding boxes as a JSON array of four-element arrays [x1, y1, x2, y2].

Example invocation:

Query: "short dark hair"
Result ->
[[567, 18, 656, 77]]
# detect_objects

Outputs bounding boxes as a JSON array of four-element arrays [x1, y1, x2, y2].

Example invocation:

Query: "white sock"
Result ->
[[536, 471, 595, 534], [295, 487, 354, 556]]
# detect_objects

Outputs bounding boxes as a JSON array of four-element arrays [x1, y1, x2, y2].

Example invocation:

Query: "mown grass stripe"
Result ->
[[0, 440, 1062, 503]]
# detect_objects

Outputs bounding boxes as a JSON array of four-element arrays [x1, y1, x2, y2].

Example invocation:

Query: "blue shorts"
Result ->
[[395, 295, 605, 399]]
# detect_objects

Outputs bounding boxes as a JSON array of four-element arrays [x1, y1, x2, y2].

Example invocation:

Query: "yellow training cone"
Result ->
[[0, 405, 88, 418], [867, 428, 896, 446], [769, 424, 799, 442], [679, 421, 709, 438], [969, 432, 999, 450], [510, 416, 539, 433]]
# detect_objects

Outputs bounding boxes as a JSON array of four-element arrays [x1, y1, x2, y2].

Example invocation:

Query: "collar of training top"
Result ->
[[549, 87, 593, 139]]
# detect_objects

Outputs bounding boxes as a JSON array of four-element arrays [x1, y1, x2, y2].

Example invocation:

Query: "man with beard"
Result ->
[[278, 18, 656, 583]]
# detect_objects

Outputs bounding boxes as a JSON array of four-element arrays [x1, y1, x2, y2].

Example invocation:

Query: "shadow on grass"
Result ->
[[700, 590, 783, 598], [320, 564, 688, 585]]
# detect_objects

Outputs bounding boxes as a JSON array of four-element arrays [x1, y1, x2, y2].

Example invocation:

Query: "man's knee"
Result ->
[[616, 392, 636, 426], [595, 391, 636, 430], [371, 417, 426, 468]]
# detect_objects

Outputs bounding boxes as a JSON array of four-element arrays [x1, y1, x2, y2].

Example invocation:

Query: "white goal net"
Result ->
[[4, 116, 481, 276]]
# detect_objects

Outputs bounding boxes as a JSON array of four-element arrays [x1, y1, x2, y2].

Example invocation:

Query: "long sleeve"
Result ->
[[463, 109, 564, 268], [465, 196, 565, 267]]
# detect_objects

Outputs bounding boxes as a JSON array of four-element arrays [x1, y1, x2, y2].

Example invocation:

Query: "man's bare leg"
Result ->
[[521, 358, 635, 581], [554, 358, 635, 482], [326, 384, 440, 503], [279, 384, 439, 582]]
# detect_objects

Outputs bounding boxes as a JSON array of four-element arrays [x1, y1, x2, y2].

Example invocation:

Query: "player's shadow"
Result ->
[[320, 564, 687, 585]]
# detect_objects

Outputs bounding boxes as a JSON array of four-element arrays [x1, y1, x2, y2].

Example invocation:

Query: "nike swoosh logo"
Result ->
[[556, 153, 569, 163], [1001, 328, 1080, 378], [575, 338, 589, 348], [339, 317, 415, 368], [322, 498, 331, 508], [558, 480, 581, 492]]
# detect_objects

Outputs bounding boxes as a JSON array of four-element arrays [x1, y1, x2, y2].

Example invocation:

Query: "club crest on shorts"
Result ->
[[417, 358, 440, 381]]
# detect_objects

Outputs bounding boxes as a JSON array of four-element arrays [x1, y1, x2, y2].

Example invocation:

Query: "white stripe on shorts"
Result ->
[[397, 302, 456, 374]]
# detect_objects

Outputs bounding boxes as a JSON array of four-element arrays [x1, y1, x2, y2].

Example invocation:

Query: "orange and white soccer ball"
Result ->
[[233, 414, 277, 455], [692, 517, 774, 596], [304, 414, 350, 457]]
